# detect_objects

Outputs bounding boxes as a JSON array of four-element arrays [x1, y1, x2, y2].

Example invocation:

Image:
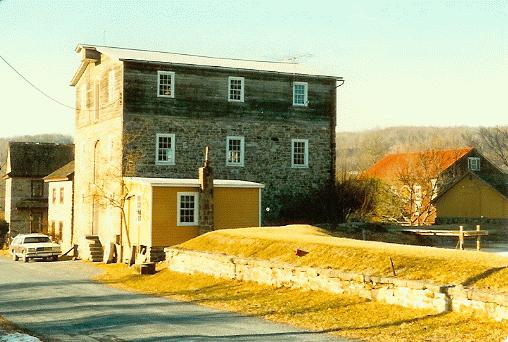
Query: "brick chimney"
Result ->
[[198, 146, 214, 234]]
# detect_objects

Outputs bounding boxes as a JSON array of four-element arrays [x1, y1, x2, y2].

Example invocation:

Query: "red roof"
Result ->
[[364, 147, 473, 182]]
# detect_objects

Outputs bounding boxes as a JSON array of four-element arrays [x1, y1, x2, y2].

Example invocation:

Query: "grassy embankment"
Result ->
[[95, 225, 508, 341], [179, 225, 508, 292]]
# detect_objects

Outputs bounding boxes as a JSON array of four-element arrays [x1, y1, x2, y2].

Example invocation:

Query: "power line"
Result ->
[[0, 55, 75, 109], [0, 55, 121, 112]]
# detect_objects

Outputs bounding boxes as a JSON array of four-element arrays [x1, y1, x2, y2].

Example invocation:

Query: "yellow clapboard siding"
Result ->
[[152, 186, 199, 247], [124, 180, 152, 247], [214, 187, 260, 229], [436, 175, 508, 219]]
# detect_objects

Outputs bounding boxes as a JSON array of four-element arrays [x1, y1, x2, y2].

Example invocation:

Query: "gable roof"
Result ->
[[433, 170, 508, 203], [71, 44, 341, 85], [364, 147, 473, 182], [5, 142, 74, 178], [43, 160, 75, 182]]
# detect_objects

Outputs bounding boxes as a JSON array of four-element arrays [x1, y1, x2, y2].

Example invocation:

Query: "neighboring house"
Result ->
[[433, 171, 508, 223], [43, 161, 74, 252], [70, 44, 340, 260], [3, 142, 74, 236], [364, 147, 507, 225]]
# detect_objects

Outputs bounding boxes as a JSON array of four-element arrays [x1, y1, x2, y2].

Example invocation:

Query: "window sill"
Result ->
[[226, 163, 244, 167], [291, 165, 309, 169], [157, 94, 175, 98], [155, 162, 176, 166], [177, 223, 199, 227]]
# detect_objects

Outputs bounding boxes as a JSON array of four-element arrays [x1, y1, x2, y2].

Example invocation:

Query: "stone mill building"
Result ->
[[70, 44, 341, 260]]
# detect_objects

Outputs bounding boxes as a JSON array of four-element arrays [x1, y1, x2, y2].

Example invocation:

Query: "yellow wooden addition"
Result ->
[[123, 177, 264, 257]]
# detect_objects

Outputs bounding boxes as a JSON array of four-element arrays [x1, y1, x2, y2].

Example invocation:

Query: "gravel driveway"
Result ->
[[0, 257, 345, 341]]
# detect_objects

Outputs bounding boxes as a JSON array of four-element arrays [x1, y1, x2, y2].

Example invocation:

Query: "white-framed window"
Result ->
[[226, 136, 245, 167], [80, 84, 87, 110], [177, 192, 199, 226], [136, 195, 142, 222], [468, 157, 481, 171], [155, 133, 176, 165], [291, 139, 309, 168], [293, 81, 308, 106], [157, 71, 175, 98], [228, 76, 244, 102], [94, 80, 100, 121], [108, 70, 115, 103]]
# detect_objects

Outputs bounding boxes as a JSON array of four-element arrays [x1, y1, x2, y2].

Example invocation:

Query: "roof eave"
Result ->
[[43, 176, 71, 183], [121, 59, 342, 80], [70, 60, 90, 86]]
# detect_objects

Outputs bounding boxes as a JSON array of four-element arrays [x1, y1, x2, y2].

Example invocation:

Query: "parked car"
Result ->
[[10, 233, 61, 262]]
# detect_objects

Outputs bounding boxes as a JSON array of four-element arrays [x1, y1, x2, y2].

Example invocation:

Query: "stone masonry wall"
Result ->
[[165, 247, 508, 322], [73, 53, 124, 258], [124, 114, 331, 221], [5, 178, 48, 235], [123, 61, 336, 222]]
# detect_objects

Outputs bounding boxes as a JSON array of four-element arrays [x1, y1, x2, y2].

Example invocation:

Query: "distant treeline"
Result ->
[[337, 126, 508, 173]]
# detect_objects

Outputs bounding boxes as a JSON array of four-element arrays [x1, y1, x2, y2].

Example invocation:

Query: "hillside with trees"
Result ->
[[337, 126, 508, 174]]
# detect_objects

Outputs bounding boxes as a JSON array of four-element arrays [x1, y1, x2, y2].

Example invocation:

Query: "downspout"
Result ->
[[332, 79, 345, 182], [330, 79, 344, 228], [70, 175, 74, 247]]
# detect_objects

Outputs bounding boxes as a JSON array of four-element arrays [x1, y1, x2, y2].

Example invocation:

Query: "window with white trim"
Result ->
[[157, 71, 175, 98], [80, 84, 87, 110], [177, 192, 199, 226], [293, 82, 308, 106], [94, 80, 100, 121], [228, 76, 244, 102], [108, 70, 115, 103], [226, 136, 244, 166], [155, 133, 175, 165], [468, 157, 480, 171], [291, 139, 309, 168]]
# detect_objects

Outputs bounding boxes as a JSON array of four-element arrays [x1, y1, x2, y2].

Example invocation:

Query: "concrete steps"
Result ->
[[85, 235, 104, 262]]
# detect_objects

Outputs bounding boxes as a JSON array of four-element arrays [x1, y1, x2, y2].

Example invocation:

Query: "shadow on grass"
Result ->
[[461, 266, 507, 287]]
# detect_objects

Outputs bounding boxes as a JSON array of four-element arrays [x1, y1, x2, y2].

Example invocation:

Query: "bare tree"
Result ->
[[393, 148, 464, 226], [90, 131, 144, 261], [477, 126, 508, 171]]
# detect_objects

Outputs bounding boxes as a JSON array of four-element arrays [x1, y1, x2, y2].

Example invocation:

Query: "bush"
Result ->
[[278, 177, 382, 226]]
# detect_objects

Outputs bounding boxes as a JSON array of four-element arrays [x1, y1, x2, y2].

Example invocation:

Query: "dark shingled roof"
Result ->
[[44, 160, 75, 182], [7, 142, 74, 178]]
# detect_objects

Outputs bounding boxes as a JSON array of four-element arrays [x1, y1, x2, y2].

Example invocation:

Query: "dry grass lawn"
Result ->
[[95, 263, 508, 342], [179, 225, 508, 292]]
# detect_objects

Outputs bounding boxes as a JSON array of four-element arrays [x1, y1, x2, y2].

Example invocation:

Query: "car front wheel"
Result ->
[[12, 251, 19, 261]]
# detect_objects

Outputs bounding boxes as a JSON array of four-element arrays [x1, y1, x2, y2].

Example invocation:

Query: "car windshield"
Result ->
[[24, 237, 51, 244]]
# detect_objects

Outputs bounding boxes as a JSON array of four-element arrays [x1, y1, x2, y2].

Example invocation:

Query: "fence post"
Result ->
[[476, 224, 481, 251], [459, 225, 464, 250]]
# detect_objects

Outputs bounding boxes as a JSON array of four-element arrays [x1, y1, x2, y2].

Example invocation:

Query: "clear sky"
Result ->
[[0, 0, 506, 137]]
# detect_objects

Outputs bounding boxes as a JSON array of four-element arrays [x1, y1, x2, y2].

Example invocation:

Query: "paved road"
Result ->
[[0, 257, 345, 341]]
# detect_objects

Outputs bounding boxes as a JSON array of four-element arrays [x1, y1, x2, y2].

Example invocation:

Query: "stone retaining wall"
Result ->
[[165, 247, 508, 322]]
